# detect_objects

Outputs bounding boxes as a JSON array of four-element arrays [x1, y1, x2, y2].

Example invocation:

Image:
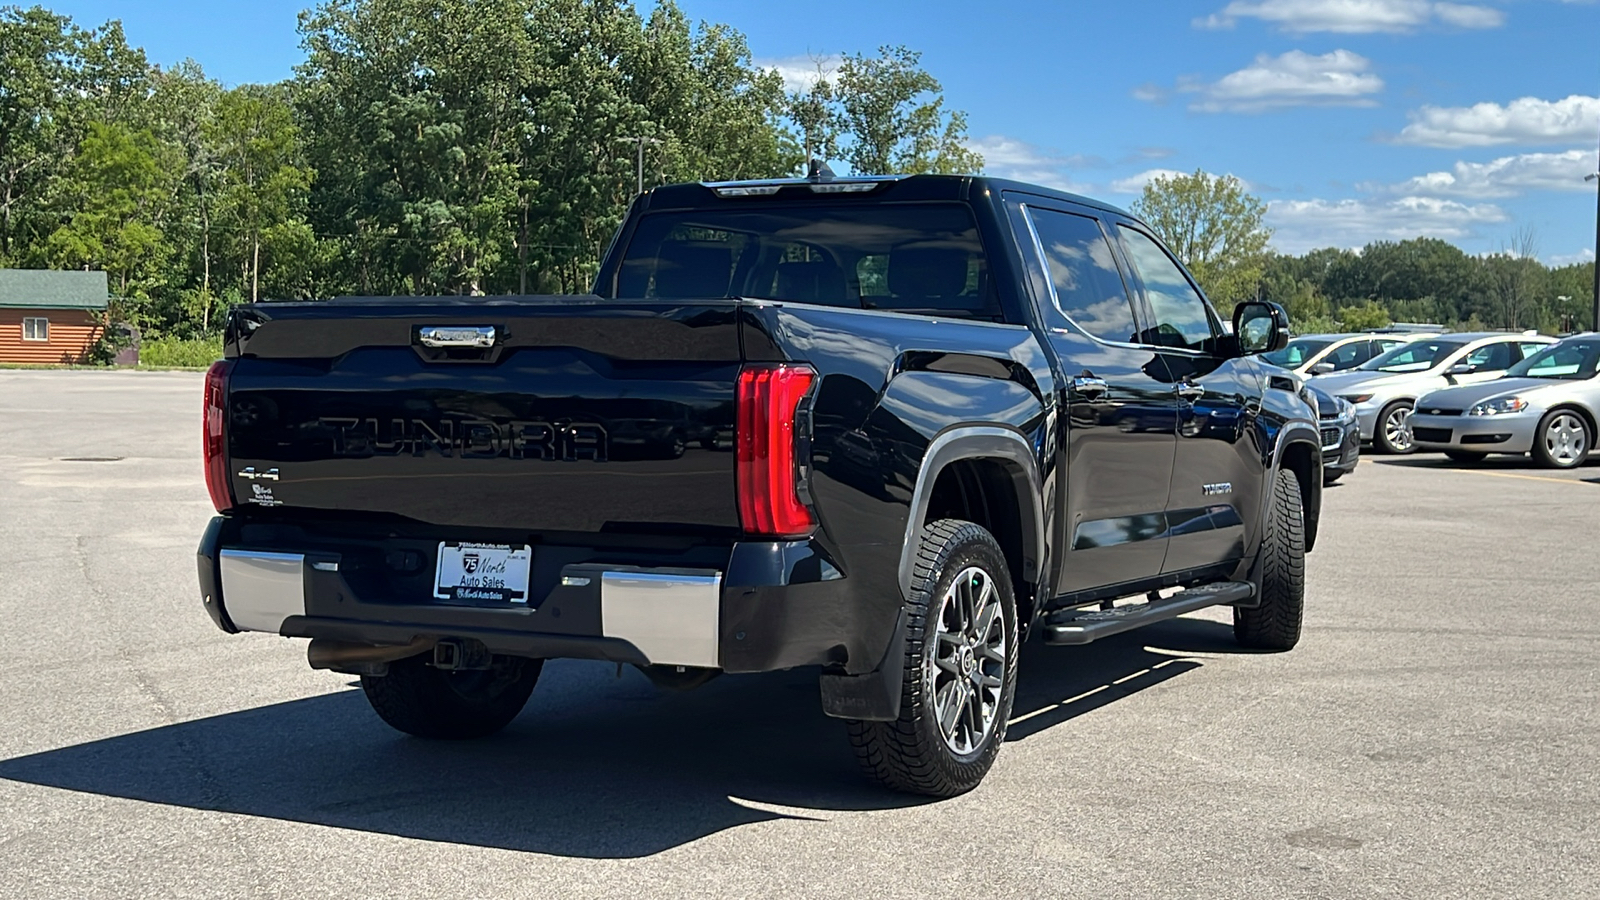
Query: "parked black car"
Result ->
[[197, 172, 1322, 796], [1310, 384, 1360, 484]]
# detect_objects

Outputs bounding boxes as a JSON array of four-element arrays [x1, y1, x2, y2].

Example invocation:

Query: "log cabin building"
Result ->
[[0, 270, 109, 364]]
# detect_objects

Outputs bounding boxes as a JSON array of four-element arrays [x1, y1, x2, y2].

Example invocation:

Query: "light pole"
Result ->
[[1587, 169, 1599, 332], [616, 136, 663, 196]]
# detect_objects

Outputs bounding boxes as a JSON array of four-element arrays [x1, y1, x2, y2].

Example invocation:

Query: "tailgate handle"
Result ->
[[419, 325, 496, 348]]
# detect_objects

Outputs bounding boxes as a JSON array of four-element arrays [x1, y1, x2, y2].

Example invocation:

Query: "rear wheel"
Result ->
[[1532, 410, 1590, 469], [361, 652, 541, 739], [1235, 467, 1305, 651], [1444, 450, 1488, 464], [1375, 401, 1415, 454], [847, 519, 1018, 797]]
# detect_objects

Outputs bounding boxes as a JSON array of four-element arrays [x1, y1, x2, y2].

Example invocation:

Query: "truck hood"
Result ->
[[1415, 377, 1573, 412]]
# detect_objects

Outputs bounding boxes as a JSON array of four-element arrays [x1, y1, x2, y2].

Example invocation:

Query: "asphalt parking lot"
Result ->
[[1, 369, 1596, 899]]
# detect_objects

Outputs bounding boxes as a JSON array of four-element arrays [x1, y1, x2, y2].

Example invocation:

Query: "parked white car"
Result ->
[[1411, 335, 1600, 468], [1262, 331, 1439, 376], [1309, 332, 1555, 453]]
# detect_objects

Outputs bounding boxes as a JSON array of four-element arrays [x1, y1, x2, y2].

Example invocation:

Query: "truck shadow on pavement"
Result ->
[[0, 616, 1240, 858]]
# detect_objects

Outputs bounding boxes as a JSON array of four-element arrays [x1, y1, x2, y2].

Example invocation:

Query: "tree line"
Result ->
[[0, 0, 980, 340], [1133, 170, 1597, 336], [2, 2, 1593, 345]]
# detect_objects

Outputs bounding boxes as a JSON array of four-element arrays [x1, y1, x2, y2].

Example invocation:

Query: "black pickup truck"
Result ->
[[197, 172, 1320, 797]]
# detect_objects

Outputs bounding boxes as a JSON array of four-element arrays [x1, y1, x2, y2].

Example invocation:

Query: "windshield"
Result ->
[[1359, 339, 1465, 373], [611, 202, 1002, 320], [1506, 340, 1600, 379], [1262, 338, 1331, 368]]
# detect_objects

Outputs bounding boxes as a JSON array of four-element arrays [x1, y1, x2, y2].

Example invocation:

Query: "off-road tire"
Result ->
[[1375, 401, 1415, 454], [361, 652, 541, 739], [1444, 450, 1488, 464], [1234, 467, 1305, 651], [846, 519, 1019, 797]]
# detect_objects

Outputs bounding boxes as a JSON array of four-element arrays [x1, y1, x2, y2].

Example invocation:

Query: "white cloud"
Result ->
[[1266, 196, 1507, 253], [1385, 149, 1596, 197], [1180, 49, 1383, 113], [756, 55, 838, 95], [1195, 0, 1503, 33], [1395, 94, 1600, 147], [967, 135, 1097, 193], [1547, 248, 1595, 267], [1110, 169, 1188, 194]]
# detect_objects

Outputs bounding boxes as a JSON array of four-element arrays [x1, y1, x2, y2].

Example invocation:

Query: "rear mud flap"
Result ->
[[818, 610, 906, 721]]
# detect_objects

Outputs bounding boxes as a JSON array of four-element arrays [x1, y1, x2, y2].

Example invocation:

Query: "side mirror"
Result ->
[[1309, 362, 1335, 376], [1448, 363, 1473, 376], [1233, 301, 1289, 356]]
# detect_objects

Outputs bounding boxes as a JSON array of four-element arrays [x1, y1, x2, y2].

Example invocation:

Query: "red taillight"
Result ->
[[736, 364, 816, 538], [203, 360, 234, 512]]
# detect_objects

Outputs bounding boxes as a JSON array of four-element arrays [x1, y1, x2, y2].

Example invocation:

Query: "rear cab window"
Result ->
[[613, 202, 1008, 322]]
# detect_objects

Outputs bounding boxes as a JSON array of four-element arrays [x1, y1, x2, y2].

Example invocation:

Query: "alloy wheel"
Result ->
[[1384, 406, 1414, 453], [1544, 413, 1588, 465], [927, 566, 1007, 757]]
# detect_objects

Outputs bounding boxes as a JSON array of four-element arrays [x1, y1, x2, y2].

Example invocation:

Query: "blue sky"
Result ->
[[47, 0, 1600, 263]]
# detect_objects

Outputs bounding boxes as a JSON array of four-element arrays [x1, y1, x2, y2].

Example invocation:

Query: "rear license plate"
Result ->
[[434, 542, 532, 604]]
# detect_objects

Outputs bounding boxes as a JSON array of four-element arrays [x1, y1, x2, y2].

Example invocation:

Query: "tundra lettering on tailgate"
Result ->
[[319, 417, 608, 461]]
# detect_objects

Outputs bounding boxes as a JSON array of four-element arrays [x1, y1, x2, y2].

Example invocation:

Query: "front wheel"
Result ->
[[847, 519, 1018, 797], [1375, 401, 1415, 454], [361, 652, 541, 739], [1235, 467, 1305, 651], [1532, 410, 1590, 469]]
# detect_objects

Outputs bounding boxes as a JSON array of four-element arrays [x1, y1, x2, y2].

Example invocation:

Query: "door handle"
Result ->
[[419, 325, 496, 348], [1072, 376, 1109, 399], [1176, 381, 1205, 401]]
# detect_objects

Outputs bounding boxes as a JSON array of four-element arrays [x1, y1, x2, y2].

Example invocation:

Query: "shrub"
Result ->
[[139, 335, 224, 369]]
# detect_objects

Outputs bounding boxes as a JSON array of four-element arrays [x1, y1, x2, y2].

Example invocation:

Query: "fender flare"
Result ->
[[896, 425, 1046, 600], [1267, 420, 1323, 551]]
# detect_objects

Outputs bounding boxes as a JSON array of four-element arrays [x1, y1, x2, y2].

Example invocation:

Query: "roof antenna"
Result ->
[[807, 158, 836, 182]]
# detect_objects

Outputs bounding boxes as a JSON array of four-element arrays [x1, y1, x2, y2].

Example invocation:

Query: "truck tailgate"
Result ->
[[222, 298, 745, 534]]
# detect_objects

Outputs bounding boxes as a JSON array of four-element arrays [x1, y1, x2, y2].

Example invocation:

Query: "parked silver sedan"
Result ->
[[1310, 332, 1555, 454], [1411, 335, 1600, 469]]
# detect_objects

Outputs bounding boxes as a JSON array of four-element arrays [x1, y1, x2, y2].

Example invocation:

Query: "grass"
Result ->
[[136, 336, 223, 369]]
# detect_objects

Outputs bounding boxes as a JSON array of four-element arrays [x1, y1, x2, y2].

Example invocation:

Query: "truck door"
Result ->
[[1113, 222, 1258, 575], [1012, 202, 1177, 594]]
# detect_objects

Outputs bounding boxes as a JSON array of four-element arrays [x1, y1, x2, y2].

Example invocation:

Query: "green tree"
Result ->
[[832, 46, 982, 175], [785, 56, 840, 166], [209, 84, 314, 305], [298, 0, 533, 295], [632, 4, 797, 184], [1131, 169, 1271, 308], [45, 122, 172, 310], [1334, 300, 1390, 331]]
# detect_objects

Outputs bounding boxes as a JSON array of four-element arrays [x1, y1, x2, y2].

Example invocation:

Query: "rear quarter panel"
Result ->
[[745, 302, 1054, 654]]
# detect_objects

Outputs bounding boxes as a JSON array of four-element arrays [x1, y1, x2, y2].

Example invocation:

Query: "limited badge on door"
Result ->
[[434, 542, 532, 603]]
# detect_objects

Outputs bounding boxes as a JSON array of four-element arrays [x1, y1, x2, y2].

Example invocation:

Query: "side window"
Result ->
[[1518, 341, 1548, 360], [1117, 226, 1218, 352], [1377, 339, 1403, 355], [1466, 342, 1513, 371], [1024, 207, 1138, 343], [1326, 341, 1366, 369]]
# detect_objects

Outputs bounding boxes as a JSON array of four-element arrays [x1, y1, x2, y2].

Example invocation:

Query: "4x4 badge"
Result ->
[[238, 466, 279, 481]]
